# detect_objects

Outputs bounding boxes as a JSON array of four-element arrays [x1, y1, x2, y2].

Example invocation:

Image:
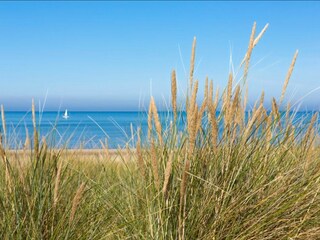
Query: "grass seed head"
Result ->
[[150, 97, 163, 145], [189, 37, 196, 91], [171, 70, 177, 122], [162, 150, 174, 198], [280, 50, 299, 104], [243, 22, 256, 82], [1, 105, 6, 146], [69, 182, 86, 224]]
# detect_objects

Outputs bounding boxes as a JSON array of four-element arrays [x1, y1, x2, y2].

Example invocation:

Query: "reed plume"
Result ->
[[265, 114, 273, 149], [285, 103, 291, 124], [189, 37, 196, 91], [223, 73, 233, 126], [243, 104, 264, 141], [208, 86, 219, 149], [148, 101, 153, 140], [150, 97, 163, 145], [271, 97, 280, 121], [171, 70, 177, 122], [241, 23, 268, 66], [53, 160, 63, 208], [259, 91, 265, 106], [253, 23, 269, 47], [69, 182, 86, 224], [208, 79, 213, 106], [243, 85, 249, 111], [213, 87, 220, 110], [204, 76, 208, 102], [280, 50, 299, 104], [243, 22, 256, 82], [189, 80, 199, 116], [230, 85, 241, 124], [1, 105, 6, 147], [162, 150, 173, 198], [211, 115, 218, 149], [187, 80, 199, 155], [224, 73, 233, 108], [303, 113, 318, 144], [41, 136, 47, 153], [196, 100, 207, 133], [196, 78, 208, 132]]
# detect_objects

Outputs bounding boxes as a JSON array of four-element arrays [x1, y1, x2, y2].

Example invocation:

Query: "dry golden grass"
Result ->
[[69, 182, 86, 224], [136, 127, 145, 177], [53, 160, 63, 208], [243, 22, 256, 82], [240, 22, 269, 66], [1, 104, 6, 145], [189, 37, 196, 91], [150, 140, 160, 190], [187, 80, 199, 155], [162, 150, 173, 198], [280, 50, 299, 104], [1, 23, 320, 240], [148, 99, 153, 140], [171, 70, 177, 122]]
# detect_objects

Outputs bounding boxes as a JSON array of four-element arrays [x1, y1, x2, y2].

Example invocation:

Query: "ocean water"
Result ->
[[0, 111, 316, 149], [0, 111, 176, 149]]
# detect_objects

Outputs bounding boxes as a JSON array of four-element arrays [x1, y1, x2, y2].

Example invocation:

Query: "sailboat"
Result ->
[[63, 109, 70, 119]]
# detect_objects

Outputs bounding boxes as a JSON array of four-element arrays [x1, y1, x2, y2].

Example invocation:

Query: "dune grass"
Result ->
[[1, 23, 320, 239]]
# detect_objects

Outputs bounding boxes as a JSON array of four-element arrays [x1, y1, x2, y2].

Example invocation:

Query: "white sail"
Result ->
[[63, 109, 69, 119]]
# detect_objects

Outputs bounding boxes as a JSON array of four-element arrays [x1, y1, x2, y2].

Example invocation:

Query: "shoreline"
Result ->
[[5, 148, 132, 156]]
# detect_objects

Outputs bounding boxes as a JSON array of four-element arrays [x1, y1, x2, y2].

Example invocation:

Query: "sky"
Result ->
[[0, 1, 319, 111]]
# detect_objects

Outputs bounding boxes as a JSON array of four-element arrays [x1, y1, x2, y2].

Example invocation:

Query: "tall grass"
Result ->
[[1, 23, 320, 239]]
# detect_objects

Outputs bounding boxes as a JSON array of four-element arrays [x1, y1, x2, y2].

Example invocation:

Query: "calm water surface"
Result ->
[[0, 111, 316, 149], [0, 111, 174, 149]]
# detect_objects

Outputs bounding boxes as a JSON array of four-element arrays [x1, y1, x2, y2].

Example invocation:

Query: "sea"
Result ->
[[0, 111, 175, 149], [0, 111, 316, 149]]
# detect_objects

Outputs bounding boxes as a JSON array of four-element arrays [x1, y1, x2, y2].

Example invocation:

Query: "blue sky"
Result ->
[[0, 2, 319, 111]]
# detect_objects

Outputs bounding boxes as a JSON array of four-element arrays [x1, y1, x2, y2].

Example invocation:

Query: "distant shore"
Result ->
[[6, 148, 133, 157], [6, 148, 131, 153]]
